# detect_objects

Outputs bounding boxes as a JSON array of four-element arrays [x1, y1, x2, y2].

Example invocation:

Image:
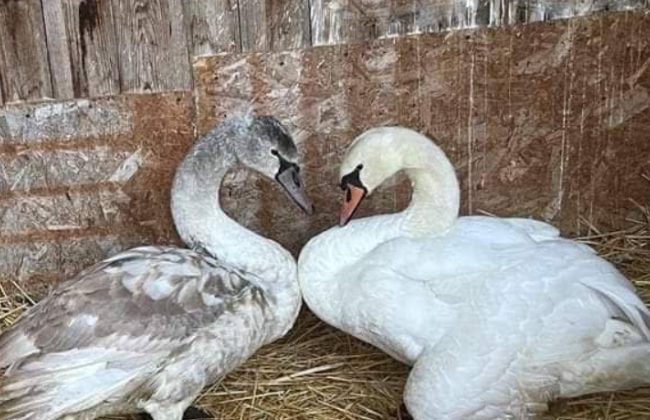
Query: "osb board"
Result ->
[[194, 10, 650, 253], [0, 93, 194, 294]]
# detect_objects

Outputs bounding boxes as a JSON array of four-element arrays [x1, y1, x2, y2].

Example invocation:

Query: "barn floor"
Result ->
[[2, 208, 649, 420]]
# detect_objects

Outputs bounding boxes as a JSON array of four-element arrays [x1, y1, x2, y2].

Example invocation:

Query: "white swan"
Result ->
[[298, 126, 650, 420], [0, 116, 313, 420]]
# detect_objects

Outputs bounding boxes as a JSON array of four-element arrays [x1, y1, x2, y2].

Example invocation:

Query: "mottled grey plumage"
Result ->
[[0, 116, 310, 420]]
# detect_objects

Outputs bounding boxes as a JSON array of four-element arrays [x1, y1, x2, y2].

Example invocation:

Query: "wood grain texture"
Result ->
[[41, 1, 75, 99], [310, 0, 650, 46], [182, 0, 241, 56], [239, 0, 310, 52], [0, 0, 53, 102], [49, 0, 122, 98], [195, 10, 650, 255], [114, 0, 192, 92]]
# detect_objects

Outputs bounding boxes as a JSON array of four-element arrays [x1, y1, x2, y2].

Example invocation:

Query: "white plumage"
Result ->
[[298, 126, 650, 420]]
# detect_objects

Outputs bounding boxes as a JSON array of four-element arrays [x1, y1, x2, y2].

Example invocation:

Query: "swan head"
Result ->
[[196, 116, 314, 214], [240, 116, 314, 215], [338, 126, 453, 226]]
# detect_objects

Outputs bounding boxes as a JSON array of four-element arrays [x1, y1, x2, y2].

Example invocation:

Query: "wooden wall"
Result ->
[[0, 0, 648, 105], [193, 10, 650, 251], [1, 5, 650, 293]]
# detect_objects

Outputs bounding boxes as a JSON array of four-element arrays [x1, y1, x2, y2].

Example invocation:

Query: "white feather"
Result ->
[[299, 127, 650, 420]]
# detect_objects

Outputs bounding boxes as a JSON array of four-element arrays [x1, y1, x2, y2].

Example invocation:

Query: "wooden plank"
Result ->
[[309, 0, 650, 46], [310, 0, 474, 46], [239, 0, 310, 52], [0, 0, 53, 102], [41, 0, 121, 98], [238, 0, 266, 51], [114, 0, 192, 92], [41, 1, 75, 99], [182, 0, 241, 57]]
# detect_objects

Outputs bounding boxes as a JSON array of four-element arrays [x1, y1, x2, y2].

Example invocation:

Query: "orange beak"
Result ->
[[339, 185, 366, 227]]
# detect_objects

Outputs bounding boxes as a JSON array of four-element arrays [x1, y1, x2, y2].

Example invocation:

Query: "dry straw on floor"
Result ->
[[1, 208, 649, 420]]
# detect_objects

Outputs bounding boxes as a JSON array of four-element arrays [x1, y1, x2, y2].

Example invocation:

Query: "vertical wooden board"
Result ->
[[0, 0, 53, 102], [310, 0, 480, 46], [239, 0, 310, 52], [310, 0, 650, 47], [47, 0, 122, 98], [265, 0, 311, 50], [238, 0, 265, 51], [182, 0, 241, 57], [310, 0, 371, 46], [114, 0, 191, 92], [41, 1, 75, 99]]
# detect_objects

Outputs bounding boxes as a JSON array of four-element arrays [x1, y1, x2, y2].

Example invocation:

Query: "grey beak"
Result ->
[[276, 166, 314, 215]]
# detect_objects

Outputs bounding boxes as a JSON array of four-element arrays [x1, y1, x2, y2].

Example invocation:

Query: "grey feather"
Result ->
[[0, 246, 267, 420], [0, 115, 306, 420]]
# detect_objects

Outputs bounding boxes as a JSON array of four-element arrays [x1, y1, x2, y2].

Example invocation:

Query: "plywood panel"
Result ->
[[0, 0, 52, 102], [182, 0, 241, 56], [114, 0, 192, 92], [239, 0, 310, 52], [195, 10, 650, 255], [558, 13, 650, 231], [0, 93, 193, 288]]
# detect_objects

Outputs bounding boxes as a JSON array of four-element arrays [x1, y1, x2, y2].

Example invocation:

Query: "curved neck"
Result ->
[[170, 141, 301, 340], [170, 143, 294, 275], [299, 138, 460, 322], [397, 141, 460, 237]]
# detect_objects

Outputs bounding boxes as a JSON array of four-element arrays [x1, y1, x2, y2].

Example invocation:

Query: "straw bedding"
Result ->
[[1, 210, 649, 420]]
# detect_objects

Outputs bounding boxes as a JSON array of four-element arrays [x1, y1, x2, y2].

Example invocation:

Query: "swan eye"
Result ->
[[271, 149, 279, 156], [340, 164, 366, 192]]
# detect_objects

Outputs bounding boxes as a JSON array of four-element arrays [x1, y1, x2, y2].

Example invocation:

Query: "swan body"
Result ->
[[0, 116, 312, 420], [298, 127, 650, 420]]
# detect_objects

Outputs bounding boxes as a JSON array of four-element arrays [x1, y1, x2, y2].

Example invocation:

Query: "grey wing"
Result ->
[[0, 246, 258, 420]]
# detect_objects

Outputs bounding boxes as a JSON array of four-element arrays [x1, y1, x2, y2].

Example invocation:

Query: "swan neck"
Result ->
[[170, 142, 293, 275], [401, 147, 460, 237]]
